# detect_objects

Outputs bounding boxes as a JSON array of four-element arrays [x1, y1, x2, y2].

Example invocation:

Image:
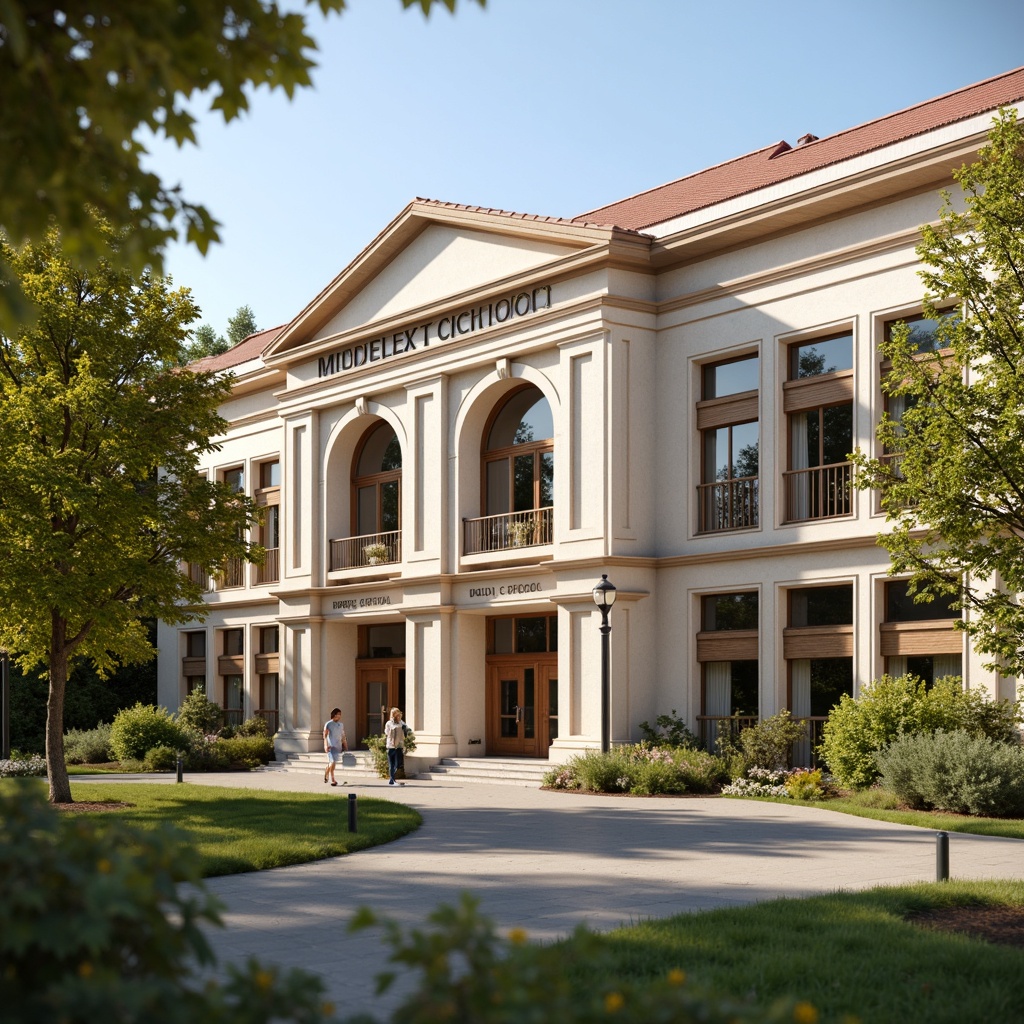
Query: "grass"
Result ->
[[731, 788, 1024, 840], [1, 779, 421, 876], [565, 879, 1024, 1023]]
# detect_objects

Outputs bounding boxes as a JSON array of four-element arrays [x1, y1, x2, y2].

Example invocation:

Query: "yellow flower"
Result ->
[[667, 968, 686, 986], [793, 1003, 819, 1024], [508, 927, 528, 945], [78, 962, 93, 978], [604, 992, 625, 1013]]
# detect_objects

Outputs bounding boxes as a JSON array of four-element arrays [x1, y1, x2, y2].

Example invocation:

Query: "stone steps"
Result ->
[[425, 757, 551, 787], [262, 750, 381, 779]]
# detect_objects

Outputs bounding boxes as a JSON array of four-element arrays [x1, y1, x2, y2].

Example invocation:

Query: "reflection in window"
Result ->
[[884, 310, 956, 355], [484, 387, 553, 517], [791, 333, 853, 378], [703, 354, 758, 398], [790, 586, 853, 627], [702, 592, 758, 631], [353, 421, 401, 537]]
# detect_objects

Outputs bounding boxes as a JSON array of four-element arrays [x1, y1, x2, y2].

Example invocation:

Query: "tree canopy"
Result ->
[[185, 304, 261, 361], [855, 108, 1024, 677], [0, 0, 482, 327], [0, 223, 259, 801]]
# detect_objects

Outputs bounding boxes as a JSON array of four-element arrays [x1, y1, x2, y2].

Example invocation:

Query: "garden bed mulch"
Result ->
[[908, 906, 1024, 948]]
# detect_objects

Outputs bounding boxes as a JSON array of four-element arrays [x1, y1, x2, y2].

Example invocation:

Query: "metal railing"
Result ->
[[463, 506, 554, 554], [329, 530, 401, 571], [254, 547, 279, 585], [698, 714, 826, 768], [254, 708, 279, 735], [222, 707, 244, 728], [697, 476, 758, 532], [783, 462, 852, 522]]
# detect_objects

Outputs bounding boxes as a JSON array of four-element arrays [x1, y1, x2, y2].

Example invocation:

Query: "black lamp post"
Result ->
[[1, 650, 9, 759], [592, 574, 617, 754]]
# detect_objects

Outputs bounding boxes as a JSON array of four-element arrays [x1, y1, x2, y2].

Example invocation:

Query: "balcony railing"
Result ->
[[697, 476, 758, 533], [255, 708, 279, 735], [329, 530, 401, 571], [783, 462, 852, 522], [254, 547, 279, 585], [698, 714, 825, 768], [222, 707, 244, 728], [463, 507, 553, 555], [186, 562, 210, 591]]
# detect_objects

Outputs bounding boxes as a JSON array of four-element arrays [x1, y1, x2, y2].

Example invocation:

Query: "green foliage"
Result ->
[[351, 893, 799, 1024], [0, 1, 485, 328], [63, 724, 113, 765], [736, 710, 808, 772], [543, 743, 726, 796], [876, 730, 1024, 817], [783, 768, 831, 801], [0, 785, 338, 1023], [186, 323, 230, 361], [143, 744, 181, 772], [215, 735, 276, 769], [236, 715, 271, 738], [0, 225, 261, 800], [0, 754, 47, 778], [637, 709, 699, 748], [176, 687, 225, 735], [110, 704, 188, 763], [820, 674, 1022, 789], [852, 108, 1024, 676], [182, 738, 231, 772]]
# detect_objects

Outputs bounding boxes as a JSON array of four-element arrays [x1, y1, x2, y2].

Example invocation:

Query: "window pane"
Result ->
[[225, 675, 243, 710], [731, 660, 759, 716], [261, 461, 280, 487], [516, 617, 547, 653], [821, 404, 853, 465], [704, 355, 758, 398], [523, 670, 535, 739], [357, 485, 377, 536], [809, 658, 852, 716], [260, 627, 279, 653], [223, 467, 244, 492], [186, 631, 206, 658], [548, 678, 558, 741], [265, 505, 280, 548], [705, 426, 730, 482], [493, 618, 514, 654], [886, 310, 956, 354], [487, 458, 510, 515], [885, 581, 959, 621], [731, 421, 759, 477], [790, 586, 853, 627], [368, 623, 406, 657], [358, 422, 401, 474], [539, 451, 554, 507], [703, 592, 758, 631], [223, 629, 244, 656], [792, 334, 853, 378], [513, 453, 534, 512], [548, 615, 557, 652], [487, 388, 552, 449], [381, 480, 399, 532]]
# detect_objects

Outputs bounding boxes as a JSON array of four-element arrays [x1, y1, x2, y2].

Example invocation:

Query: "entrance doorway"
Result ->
[[356, 661, 405, 747], [486, 658, 557, 756]]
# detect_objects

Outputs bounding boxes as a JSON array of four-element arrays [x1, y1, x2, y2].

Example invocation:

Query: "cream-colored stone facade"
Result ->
[[156, 74, 1024, 766]]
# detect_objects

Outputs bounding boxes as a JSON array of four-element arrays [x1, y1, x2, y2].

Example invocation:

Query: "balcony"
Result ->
[[463, 507, 553, 555], [254, 547, 279, 585], [697, 476, 758, 533], [329, 530, 401, 572], [783, 462, 852, 522]]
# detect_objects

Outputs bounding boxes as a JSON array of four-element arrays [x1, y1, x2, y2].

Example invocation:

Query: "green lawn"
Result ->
[[731, 789, 1024, 840], [2, 779, 421, 876], [566, 880, 1024, 1024]]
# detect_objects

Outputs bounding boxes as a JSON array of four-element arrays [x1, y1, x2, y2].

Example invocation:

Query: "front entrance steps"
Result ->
[[262, 750, 381, 779], [263, 751, 554, 787], [425, 757, 551, 787]]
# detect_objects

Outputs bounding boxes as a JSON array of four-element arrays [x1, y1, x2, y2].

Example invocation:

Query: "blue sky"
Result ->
[[141, 0, 1024, 338]]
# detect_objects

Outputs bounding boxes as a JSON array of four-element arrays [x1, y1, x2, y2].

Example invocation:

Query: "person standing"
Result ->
[[383, 707, 407, 786], [323, 708, 347, 786]]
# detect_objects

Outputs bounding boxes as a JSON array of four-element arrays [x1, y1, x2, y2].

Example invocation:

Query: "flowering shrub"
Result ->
[[0, 754, 46, 778], [542, 742, 727, 796], [783, 768, 832, 801], [722, 767, 790, 798]]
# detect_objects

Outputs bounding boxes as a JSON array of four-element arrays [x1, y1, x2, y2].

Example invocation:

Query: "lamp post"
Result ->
[[592, 574, 617, 754], [1, 650, 9, 759]]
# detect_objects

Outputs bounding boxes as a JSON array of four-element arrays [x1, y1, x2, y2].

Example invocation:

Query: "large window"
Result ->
[[255, 459, 280, 585], [351, 421, 401, 564], [784, 332, 854, 522], [697, 355, 759, 533], [786, 585, 853, 719], [488, 615, 558, 655], [218, 467, 246, 587], [469, 386, 554, 551], [881, 579, 962, 686]]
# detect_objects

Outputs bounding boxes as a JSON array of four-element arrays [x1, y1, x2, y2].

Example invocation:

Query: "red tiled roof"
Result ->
[[412, 196, 645, 234], [188, 324, 286, 373], [574, 66, 1024, 231]]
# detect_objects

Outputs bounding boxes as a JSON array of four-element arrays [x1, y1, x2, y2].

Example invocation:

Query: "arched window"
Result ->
[[352, 421, 401, 539], [484, 386, 553, 517]]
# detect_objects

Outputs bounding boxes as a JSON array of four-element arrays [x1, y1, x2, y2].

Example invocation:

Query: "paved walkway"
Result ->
[[79, 771, 1024, 1019]]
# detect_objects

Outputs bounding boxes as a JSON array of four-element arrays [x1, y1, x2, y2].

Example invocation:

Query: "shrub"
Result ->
[[176, 687, 224, 735], [722, 767, 790, 798], [820, 674, 1023, 789], [109, 703, 188, 763], [141, 745, 179, 772], [0, 754, 47, 778], [543, 743, 726, 796], [876, 730, 1024, 817], [0, 786, 341, 1024], [637, 709, 699, 749], [363, 729, 417, 779], [236, 715, 270, 738], [182, 735, 231, 772], [783, 768, 831, 801], [63, 723, 113, 764], [736, 711, 808, 772], [216, 735, 275, 769]]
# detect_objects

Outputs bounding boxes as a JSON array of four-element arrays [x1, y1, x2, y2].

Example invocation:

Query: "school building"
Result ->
[[156, 67, 1024, 769]]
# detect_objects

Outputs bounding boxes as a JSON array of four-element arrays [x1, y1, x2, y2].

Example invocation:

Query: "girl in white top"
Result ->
[[383, 707, 407, 786], [323, 708, 347, 785]]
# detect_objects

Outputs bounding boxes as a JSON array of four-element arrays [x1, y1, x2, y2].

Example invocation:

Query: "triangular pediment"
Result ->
[[265, 200, 636, 359]]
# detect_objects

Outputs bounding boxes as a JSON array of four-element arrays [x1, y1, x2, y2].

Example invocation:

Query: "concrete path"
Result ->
[[77, 771, 1024, 1020]]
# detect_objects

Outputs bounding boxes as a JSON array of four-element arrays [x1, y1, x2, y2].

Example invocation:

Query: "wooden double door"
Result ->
[[486, 657, 558, 757], [356, 660, 405, 748]]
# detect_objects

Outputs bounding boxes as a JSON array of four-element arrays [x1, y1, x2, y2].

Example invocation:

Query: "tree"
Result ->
[[226, 304, 260, 346], [0, 0, 483, 327], [854, 108, 1024, 676], [187, 323, 230, 361], [0, 222, 259, 803]]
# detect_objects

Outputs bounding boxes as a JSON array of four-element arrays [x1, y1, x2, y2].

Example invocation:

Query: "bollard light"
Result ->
[[176, 754, 184, 784], [348, 792, 358, 833], [936, 831, 949, 881]]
